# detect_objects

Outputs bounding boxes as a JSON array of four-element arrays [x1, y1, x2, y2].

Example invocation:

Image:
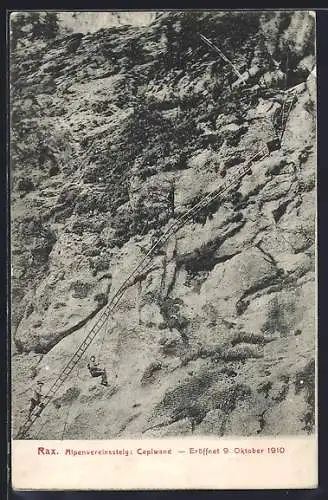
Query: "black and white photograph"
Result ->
[[10, 10, 316, 444]]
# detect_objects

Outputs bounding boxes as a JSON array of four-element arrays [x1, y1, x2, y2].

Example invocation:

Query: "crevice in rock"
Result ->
[[254, 240, 279, 267], [159, 251, 168, 298], [272, 199, 291, 223], [235, 268, 285, 316], [11, 11, 316, 439], [98, 273, 112, 282], [165, 262, 178, 300], [32, 300, 108, 354], [214, 251, 242, 264], [177, 220, 245, 278]]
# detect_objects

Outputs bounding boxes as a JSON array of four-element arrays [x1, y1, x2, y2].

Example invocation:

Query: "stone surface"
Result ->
[[11, 11, 316, 439]]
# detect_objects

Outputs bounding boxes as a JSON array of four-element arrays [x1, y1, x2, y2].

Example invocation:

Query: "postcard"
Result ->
[[10, 10, 317, 490]]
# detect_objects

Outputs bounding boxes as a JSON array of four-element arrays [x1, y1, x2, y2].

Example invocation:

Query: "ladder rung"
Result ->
[[51, 378, 66, 388]]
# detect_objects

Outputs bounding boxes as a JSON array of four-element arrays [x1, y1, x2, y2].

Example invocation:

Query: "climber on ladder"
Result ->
[[28, 381, 45, 420], [87, 356, 108, 386]]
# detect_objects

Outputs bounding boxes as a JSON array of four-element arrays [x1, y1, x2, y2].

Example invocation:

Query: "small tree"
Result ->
[[43, 12, 59, 39], [29, 12, 42, 38], [10, 13, 27, 50], [10, 11, 60, 50]]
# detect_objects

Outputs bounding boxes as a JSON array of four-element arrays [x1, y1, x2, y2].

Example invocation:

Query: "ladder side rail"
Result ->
[[16, 312, 114, 438], [46, 329, 104, 395], [47, 309, 110, 390], [45, 339, 101, 398], [280, 92, 297, 141], [47, 308, 112, 391]]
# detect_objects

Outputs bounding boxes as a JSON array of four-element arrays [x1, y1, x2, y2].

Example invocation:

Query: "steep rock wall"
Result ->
[[11, 11, 316, 438]]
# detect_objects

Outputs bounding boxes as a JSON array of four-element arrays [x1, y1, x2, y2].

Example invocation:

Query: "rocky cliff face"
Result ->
[[58, 11, 159, 33], [11, 11, 316, 439]]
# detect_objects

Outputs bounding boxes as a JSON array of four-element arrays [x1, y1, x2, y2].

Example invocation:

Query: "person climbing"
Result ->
[[28, 381, 45, 420], [87, 356, 108, 386]]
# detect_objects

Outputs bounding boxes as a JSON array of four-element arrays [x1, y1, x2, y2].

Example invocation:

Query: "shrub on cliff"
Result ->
[[221, 344, 263, 361], [90, 256, 111, 276], [94, 293, 108, 307], [11, 12, 61, 50], [159, 298, 189, 341], [17, 178, 34, 193]]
